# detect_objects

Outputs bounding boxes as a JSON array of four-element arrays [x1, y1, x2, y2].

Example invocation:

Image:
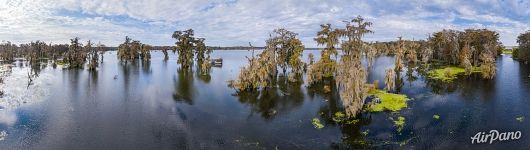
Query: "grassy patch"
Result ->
[[427, 66, 481, 82], [312, 118, 324, 129], [366, 90, 409, 112], [503, 50, 513, 54], [433, 114, 440, 120], [392, 116, 406, 132]]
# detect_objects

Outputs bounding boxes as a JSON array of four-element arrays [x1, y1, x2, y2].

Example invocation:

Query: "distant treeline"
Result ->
[[102, 46, 325, 50]]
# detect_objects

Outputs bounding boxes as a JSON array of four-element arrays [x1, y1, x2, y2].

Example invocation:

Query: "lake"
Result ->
[[0, 50, 529, 149]]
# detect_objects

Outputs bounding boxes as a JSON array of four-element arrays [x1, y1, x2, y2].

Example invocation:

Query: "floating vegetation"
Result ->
[[427, 66, 481, 82], [366, 90, 408, 112], [433, 114, 440, 120], [332, 112, 346, 123], [391, 116, 406, 132], [312, 118, 324, 129], [361, 129, 370, 136], [516, 116, 524, 122], [332, 111, 359, 124]]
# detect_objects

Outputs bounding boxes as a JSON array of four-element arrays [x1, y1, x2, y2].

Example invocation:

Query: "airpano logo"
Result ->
[[471, 130, 522, 144]]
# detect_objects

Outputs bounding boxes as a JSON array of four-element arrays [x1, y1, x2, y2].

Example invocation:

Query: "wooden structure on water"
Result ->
[[211, 58, 223, 67]]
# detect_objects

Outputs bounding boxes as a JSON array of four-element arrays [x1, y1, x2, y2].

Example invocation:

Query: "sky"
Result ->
[[0, 0, 529, 47]]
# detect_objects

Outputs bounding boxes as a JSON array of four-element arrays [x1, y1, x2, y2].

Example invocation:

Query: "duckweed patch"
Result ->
[[433, 115, 440, 120], [392, 116, 406, 132], [427, 66, 481, 82], [366, 90, 409, 112], [332, 112, 346, 123], [332, 112, 359, 124], [312, 118, 324, 129]]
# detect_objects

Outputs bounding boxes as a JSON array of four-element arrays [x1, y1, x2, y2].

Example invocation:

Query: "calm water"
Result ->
[[0, 50, 529, 149]]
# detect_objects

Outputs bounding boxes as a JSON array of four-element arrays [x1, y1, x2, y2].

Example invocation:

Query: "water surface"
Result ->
[[0, 51, 529, 149]]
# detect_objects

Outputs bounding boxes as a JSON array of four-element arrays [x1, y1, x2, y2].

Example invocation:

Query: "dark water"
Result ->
[[0, 51, 529, 149]]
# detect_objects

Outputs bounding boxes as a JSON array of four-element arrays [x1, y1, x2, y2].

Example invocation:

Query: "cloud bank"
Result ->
[[1, 0, 528, 47]]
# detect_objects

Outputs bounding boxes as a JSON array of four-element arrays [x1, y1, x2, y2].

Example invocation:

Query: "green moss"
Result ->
[[516, 116, 524, 122], [392, 116, 406, 132], [433, 115, 440, 120], [366, 90, 408, 112], [502, 50, 513, 54], [427, 66, 481, 82], [312, 118, 324, 129]]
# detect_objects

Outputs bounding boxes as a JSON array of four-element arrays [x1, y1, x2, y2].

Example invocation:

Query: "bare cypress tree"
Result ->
[[460, 43, 472, 75], [117, 36, 151, 63], [480, 44, 496, 79], [162, 47, 169, 60], [97, 43, 105, 63], [307, 24, 339, 84], [117, 36, 132, 63], [384, 68, 395, 91], [172, 29, 195, 69], [308, 53, 314, 65], [86, 40, 99, 71], [365, 43, 377, 68], [336, 16, 373, 117], [229, 29, 305, 90], [140, 44, 152, 62], [394, 37, 405, 72], [64, 37, 86, 68]]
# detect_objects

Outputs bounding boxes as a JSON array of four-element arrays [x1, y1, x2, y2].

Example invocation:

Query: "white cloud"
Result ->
[[0, 0, 528, 47]]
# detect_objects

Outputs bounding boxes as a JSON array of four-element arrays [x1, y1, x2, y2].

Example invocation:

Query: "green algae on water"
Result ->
[[392, 116, 406, 132], [366, 90, 409, 112], [312, 118, 324, 129], [427, 66, 481, 82]]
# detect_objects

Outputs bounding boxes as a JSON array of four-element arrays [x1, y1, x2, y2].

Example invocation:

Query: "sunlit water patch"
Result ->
[[0, 66, 55, 109]]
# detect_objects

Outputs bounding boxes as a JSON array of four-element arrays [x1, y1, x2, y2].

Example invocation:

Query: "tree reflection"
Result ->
[[307, 79, 373, 149], [195, 66, 211, 83], [141, 61, 151, 74], [27, 61, 45, 87], [394, 70, 404, 93], [231, 75, 304, 120], [173, 68, 194, 105], [405, 64, 418, 86]]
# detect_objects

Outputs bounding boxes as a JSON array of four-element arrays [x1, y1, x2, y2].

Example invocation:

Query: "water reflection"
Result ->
[[307, 79, 374, 149], [232, 75, 304, 120], [195, 67, 211, 83], [173, 68, 194, 105], [0, 52, 528, 149]]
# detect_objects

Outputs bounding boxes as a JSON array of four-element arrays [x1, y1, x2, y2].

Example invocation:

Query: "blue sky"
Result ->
[[1, 0, 529, 47]]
